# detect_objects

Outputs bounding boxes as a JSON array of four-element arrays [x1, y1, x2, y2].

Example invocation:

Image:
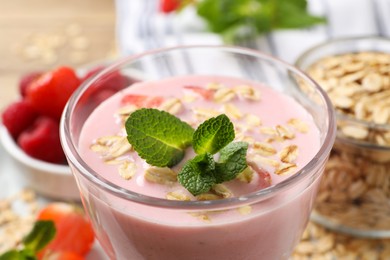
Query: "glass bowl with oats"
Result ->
[[296, 36, 390, 238], [60, 45, 335, 259]]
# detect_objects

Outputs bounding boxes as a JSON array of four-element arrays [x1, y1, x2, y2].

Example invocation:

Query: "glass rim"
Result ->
[[60, 45, 336, 210], [295, 35, 390, 149]]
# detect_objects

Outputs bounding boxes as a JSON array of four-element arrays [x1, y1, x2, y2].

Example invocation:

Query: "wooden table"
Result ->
[[0, 0, 116, 111]]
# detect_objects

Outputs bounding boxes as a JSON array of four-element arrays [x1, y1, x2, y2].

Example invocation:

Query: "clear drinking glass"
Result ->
[[296, 36, 390, 238], [60, 46, 336, 260]]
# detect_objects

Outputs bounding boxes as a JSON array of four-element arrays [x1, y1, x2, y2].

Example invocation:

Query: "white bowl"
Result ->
[[0, 125, 80, 200]]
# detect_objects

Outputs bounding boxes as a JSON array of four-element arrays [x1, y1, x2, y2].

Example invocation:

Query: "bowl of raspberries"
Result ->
[[1, 65, 131, 200]]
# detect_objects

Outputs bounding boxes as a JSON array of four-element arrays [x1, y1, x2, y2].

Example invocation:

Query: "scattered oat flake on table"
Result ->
[[0, 189, 39, 253]]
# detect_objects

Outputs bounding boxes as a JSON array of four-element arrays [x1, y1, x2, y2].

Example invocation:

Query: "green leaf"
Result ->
[[215, 142, 249, 183], [194, 0, 326, 42], [193, 114, 235, 155], [23, 220, 56, 253], [125, 108, 194, 167], [0, 250, 24, 260], [197, 0, 243, 33], [0, 249, 37, 260], [272, 0, 326, 29], [177, 153, 217, 196]]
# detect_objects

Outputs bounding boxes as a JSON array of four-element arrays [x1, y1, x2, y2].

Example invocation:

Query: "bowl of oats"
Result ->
[[296, 36, 390, 238]]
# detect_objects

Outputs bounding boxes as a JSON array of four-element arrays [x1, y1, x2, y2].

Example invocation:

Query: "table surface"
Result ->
[[0, 0, 116, 111], [0, 1, 389, 259]]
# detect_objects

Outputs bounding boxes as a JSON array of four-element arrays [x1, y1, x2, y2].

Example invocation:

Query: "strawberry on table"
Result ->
[[18, 116, 65, 164], [37, 203, 95, 258], [1, 100, 39, 139], [26, 66, 81, 121]]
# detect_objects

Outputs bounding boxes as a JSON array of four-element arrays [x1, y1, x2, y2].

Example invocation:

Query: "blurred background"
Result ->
[[0, 0, 116, 111], [2, 0, 389, 111]]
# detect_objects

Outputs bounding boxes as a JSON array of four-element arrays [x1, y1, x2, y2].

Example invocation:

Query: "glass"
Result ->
[[61, 46, 336, 259], [296, 36, 390, 238]]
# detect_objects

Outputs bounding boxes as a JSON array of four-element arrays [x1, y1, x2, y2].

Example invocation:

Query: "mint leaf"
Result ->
[[194, 0, 325, 43], [177, 153, 217, 196], [126, 108, 194, 167], [0, 221, 55, 260], [215, 142, 249, 183], [193, 114, 235, 155], [0, 250, 25, 260], [23, 220, 56, 253], [0, 249, 37, 260], [273, 0, 326, 29]]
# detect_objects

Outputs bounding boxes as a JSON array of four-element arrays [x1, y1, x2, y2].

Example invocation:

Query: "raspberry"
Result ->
[[18, 116, 65, 164], [80, 66, 105, 82], [80, 66, 132, 107], [1, 100, 39, 139], [19, 71, 43, 97], [82, 66, 131, 92]]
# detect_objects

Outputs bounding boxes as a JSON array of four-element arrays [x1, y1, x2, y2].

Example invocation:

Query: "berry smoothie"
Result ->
[[76, 75, 324, 260]]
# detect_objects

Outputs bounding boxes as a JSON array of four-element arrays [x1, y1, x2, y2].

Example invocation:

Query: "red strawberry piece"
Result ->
[[37, 203, 95, 257], [26, 66, 81, 121], [248, 162, 272, 189], [121, 94, 148, 107], [145, 96, 164, 107], [18, 116, 65, 164], [1, 100, 39, 139], [184, 85, 214, 100], [19, 71, 43, 98], [121, 94, 164, 108], [160, 0, 180, 13], [43, 251, 85, 260]]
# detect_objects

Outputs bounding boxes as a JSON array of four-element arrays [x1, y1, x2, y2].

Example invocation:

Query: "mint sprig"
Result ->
[[193, 114, 234, 154], [0, 220, 56, 260], [125, 108, 194, 167], [125, 109, 248, 196], [178, 116, 248, 195], [193, 0, 326, 43], [215, 142, 249, 183], [177, 153, 217, 196]]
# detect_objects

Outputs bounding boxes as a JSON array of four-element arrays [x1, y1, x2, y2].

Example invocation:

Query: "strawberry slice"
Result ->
[[184, 85, 214, 100], [26, 66, 81, 121], [146, 96, 164, 107], [248, 162, 272, 189], [37, 203, 95, 257], [121, 94, 164, 108]]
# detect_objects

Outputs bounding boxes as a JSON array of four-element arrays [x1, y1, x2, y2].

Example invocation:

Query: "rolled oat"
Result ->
[[306, 51, 390, 235]]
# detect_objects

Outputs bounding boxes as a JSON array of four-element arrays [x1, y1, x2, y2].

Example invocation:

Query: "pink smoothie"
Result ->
[[77, 75, 323, 260]]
